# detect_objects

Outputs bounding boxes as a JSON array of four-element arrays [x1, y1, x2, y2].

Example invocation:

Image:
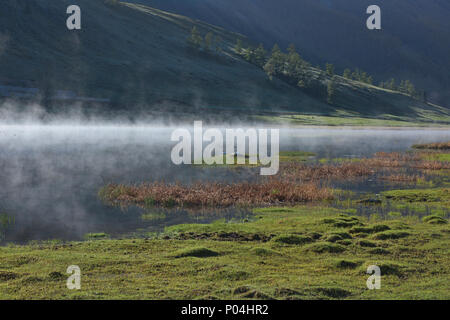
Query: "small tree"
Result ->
[[352, 69, 361, 81], [204, 32, 213, 52], [214, 35, 223, 53], [360, 72, 368, 83], [187, 26, 202, 49], [297, 79, 306, 88], [343, 69, 351, 79], [405, 80, 416, 96], [326, 63, 335, 76], [244, 46, 256, 63], [327, 78, 336, 104], [388, 78, 396, 91], [235, 39, 243, 54], [254, 43, 267, 67]]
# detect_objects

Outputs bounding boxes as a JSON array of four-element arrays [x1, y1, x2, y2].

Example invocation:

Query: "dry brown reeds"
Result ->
[[100, 179, 333, 209], [279, 162, 374, 181], [378, 174, 424, 182], [412, 142, 450, 150]]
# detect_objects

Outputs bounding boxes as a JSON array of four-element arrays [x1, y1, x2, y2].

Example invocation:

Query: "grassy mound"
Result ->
[[272, 234, 313, 245], [173, 247, 219, 258]]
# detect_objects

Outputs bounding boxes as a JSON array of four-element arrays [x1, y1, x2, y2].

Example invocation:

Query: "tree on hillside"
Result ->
[[286, 44, 306, 78], [263, 44, 286, 78], [327, 77, 336, 104], [360, 72, 368, 83], [254, 44, 267, 67], [204, 32, 213, 52], [244, 46, 257, 64], [214, 35, 223, 53], [352, 69, 360, 81], [405, 80, 416, 96], [343, 69, 351, 79], [235, 39, 243, 54], [387, 78, 396, 91], [187, 26, 203, 49], [326, 63, 335, 76]]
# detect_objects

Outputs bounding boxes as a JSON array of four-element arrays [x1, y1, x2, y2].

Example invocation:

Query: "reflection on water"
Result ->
[[0, 125, 449, 244]]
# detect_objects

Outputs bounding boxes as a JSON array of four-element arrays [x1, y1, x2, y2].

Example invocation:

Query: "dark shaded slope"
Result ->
[[0, 0, 447, 123], [0, 0, 331, 114], [138, 0, 450, 108]]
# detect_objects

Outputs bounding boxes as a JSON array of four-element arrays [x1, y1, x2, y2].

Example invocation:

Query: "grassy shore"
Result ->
[[0, 205, 448, 300]]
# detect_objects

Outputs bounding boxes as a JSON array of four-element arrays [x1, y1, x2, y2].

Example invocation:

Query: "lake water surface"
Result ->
[[1, 125, 449, 244]]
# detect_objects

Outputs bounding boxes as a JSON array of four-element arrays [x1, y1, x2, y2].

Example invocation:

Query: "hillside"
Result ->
[[138, 0, 450, 109], [0, 0, 448, 124]]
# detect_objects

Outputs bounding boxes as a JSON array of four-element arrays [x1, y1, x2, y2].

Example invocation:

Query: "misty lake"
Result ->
[[0, 125, 449, 244]]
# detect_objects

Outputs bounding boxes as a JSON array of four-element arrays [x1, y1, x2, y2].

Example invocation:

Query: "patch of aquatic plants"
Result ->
[[383, 188, 450, 203], [99, 179, 333, 209], [279, 161, 374, 182], [412, 142, 450, 150]]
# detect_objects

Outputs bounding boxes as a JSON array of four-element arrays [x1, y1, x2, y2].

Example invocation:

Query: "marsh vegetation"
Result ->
[[0, 128, 449, 300]]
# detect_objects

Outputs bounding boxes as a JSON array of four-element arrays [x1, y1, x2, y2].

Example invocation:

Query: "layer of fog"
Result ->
[[1, 101, 449, 243]]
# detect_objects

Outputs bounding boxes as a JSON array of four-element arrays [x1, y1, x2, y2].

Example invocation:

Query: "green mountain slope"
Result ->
[[135, 0, 450, 109], [0, 0, 448, 124]]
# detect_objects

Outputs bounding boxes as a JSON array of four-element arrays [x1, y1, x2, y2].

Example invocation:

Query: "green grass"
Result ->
[[1, 206, 448, 300], [382, 188, 450, 205], [254, 113, 450, 127]]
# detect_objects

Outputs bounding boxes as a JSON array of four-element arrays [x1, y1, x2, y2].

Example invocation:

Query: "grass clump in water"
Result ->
[[84, 233, 108, 240]]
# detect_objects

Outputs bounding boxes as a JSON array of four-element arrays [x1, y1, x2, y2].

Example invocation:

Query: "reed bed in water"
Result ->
[[100, 179, 333, 208], [412, 142, 450, 150], [99, 149, 449, 209], [362, 152, 450, 170], [378, 174, 424, 182], [279, 162, 374, 181]]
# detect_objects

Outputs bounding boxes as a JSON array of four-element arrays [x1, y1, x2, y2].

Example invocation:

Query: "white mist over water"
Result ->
[[0, 123, 449, 243]]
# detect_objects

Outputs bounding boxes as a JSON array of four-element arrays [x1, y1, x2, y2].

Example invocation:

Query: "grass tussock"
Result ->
[[305, 242, 346, 253], [173, 247, 219, 258], [372, 230, 410, 240], [272, 234, 313, 245], [1, 206, 449, 300], [422, 215, 448, 225]]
